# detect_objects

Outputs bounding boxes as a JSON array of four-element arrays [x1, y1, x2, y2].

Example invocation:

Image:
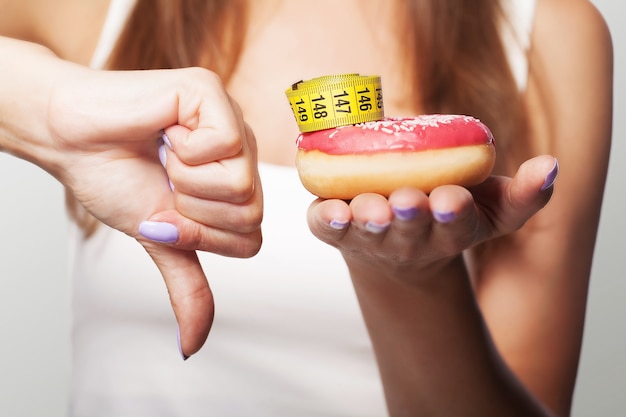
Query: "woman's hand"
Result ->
[[53, 69, 263, 358], [0, 38, 263, 358], [307, 155, 557, 282], [306, 155, 559, 416]]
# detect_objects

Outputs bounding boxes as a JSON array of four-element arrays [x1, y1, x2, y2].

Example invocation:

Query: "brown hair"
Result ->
[[404, 0, 528, 163], [68, 0, 528, 234], [106, 0, 245, 77]]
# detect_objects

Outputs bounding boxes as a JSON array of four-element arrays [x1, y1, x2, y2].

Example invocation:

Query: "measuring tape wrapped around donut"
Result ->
[[285, 74, 496, 199]]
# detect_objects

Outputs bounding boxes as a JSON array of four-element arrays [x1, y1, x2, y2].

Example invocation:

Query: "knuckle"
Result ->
[[234, 230, 263, 258], [221, 129, 244, 156], [227, 169, 256, 202], [390, 248, 418, 265], [176, 209, 262, 257], [242, 202, 264, 231], [226, 200, 263, 234], [186, 67, 223, 87]]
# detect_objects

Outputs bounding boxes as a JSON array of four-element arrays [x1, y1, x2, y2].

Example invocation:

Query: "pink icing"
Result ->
[[296, 115, 494, 155]]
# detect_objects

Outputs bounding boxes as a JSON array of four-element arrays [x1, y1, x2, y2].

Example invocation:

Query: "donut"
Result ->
[[295, 115, 496, 199]]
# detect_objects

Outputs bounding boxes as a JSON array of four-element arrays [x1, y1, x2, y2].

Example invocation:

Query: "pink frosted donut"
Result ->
[[295, 115, 496, 199]]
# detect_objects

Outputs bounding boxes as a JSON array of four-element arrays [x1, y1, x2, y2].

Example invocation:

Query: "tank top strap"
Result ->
[[501, 0, 538, 91], [90, 0, 137, 69]]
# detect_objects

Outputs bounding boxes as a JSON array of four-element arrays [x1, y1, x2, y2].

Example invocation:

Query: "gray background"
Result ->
[[0, 1, 622, 415]]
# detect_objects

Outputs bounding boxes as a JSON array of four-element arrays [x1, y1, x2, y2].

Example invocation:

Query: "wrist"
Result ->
[[344, 251, 465, 293], [0, 37, 85, 179], [345, 254, 476, 339]]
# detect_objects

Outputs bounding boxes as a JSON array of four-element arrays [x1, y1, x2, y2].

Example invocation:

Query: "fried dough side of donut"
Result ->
[[295, 116, 496, 199], [296, 145, 496, 199]]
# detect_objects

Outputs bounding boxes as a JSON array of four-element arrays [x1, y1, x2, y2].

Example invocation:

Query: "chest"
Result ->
[[227, 0, 421, 166]]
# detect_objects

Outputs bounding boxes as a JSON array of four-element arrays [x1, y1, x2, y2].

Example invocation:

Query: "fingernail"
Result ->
[[162, 131, 173, 150], [138, 221, 179, 243], [329, 219, 349, 230], [158, 144, 167, 168], [392, 206, 419, 221], [365, 221, 390, 234], [541, 158, 559, 191], [433, 211, 456, 223], [177, 325, 189, 361], [157, 146, 175, 192]]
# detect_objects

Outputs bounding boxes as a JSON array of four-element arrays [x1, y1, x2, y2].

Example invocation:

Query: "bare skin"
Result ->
[[0, 0, 612, 415]]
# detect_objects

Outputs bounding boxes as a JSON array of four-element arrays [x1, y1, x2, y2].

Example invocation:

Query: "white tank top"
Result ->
[[69, 2, 537, 416]]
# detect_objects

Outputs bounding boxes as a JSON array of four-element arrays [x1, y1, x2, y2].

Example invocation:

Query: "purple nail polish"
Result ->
[[138, 221, 179, 243], [365, 221, 390, 234], [158, 144, 167, 168], [541, 158, 559, 191], [162, 132, 173, 150], [433, 211, 456, 223], [329, 219, 349, 230], [392, 206, 419, 221], [177, 325, 189, 361]]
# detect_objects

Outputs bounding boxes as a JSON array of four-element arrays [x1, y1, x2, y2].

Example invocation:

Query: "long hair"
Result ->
[[404, 0, 528, 160], [107, 0, 245, 77], [68, 0, 528, 234]]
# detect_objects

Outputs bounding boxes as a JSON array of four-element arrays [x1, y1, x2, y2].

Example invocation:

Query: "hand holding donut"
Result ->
[[286, 74, 557, 277], [307, 155, 558, 280]]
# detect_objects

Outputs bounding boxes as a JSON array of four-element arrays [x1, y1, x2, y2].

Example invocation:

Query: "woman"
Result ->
[[0, 0, 612, 416]]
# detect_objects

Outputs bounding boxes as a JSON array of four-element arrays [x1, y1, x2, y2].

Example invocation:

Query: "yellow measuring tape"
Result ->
[[285, 74, 384, 133]]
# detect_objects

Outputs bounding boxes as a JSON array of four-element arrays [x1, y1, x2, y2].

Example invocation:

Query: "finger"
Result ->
[[428, 185, 476, 223], [139, 241, 214, 359], [471, 155, 558, 234], [166, 152, 257, 203], [307, 198, 352, 246], [167, 76, 246, 165], [428, 185, 481, 254], [164, 124, 258, 203], [172, 192, 263, 233], [507, 155, 558, 218], [160, 126, 262, 229], [139, 209, 262, 257], [388, 187, 431, 234], [164, 120, 241, 166], [349, 193, 394, 234]]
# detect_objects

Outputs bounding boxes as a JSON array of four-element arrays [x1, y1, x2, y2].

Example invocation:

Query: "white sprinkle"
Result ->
[[329, 115, 481, 137]]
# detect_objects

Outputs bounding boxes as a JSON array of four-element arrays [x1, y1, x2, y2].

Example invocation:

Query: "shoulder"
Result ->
[[531, 0, 612, 75], [0, 0, 42, 41], [0, 0, 110, 62], [527, 0, 613, 151], [535, 0, 609, 30]]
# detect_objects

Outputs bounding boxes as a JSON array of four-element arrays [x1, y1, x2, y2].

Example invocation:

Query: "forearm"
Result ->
[[347, 255, 554, 417]]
